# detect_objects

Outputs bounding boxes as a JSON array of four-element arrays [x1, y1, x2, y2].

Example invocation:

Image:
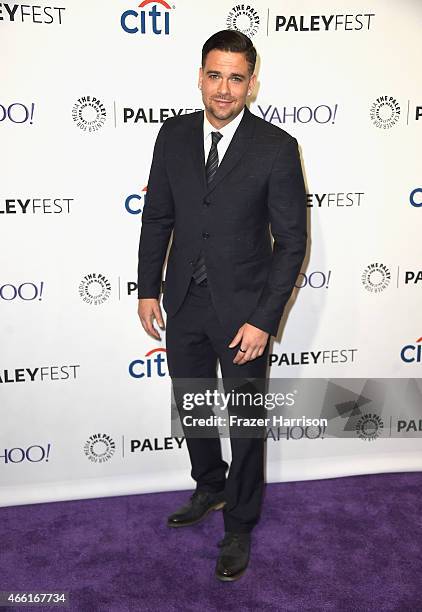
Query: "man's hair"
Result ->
[[201, 30, 257, 75]]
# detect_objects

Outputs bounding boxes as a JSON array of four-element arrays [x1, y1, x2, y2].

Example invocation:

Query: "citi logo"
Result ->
[[121, 0, 173, 35], [410, 188, 422, 208], [400, 337, 422, 363], [129, 348, 167, 378], [125, 186, 147, 215]]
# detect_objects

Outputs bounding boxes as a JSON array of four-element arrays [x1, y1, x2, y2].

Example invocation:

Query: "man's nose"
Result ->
[[217, 78, 230, 95]]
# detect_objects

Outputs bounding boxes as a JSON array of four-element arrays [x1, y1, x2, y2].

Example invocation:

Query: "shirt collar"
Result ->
[[203, 106, 245, 142]]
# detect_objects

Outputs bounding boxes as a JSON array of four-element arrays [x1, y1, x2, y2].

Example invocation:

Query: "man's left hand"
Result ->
[[229, 323, 269, 365]]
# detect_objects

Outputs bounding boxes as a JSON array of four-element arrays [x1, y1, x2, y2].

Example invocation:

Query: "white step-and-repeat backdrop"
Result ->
[[1, 0, 421, 507]]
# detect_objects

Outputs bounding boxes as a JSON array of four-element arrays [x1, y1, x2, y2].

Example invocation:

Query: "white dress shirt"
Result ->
[[203, 107, 245, 165]]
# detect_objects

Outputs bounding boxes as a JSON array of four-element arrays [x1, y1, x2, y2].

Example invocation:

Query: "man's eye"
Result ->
[[231, 77, 242, 82], [209, 74, 219, 79]]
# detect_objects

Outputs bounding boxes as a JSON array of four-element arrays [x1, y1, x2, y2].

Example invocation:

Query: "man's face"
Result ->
[[199, 49, 256, 128]]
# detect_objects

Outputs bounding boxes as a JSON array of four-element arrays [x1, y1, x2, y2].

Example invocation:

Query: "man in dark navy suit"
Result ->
[[137, 30, 307, 581]]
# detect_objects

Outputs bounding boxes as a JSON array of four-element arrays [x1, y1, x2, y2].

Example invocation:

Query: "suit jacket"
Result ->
[[137, 105, 307, 338]]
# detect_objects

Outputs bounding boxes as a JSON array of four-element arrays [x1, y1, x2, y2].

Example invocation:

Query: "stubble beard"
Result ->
[[205, 99, 240, 124]]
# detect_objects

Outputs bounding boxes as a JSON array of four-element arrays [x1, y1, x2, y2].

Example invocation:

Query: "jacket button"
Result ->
[[203, 199, 211, 206], [202, 232, 210, 239]]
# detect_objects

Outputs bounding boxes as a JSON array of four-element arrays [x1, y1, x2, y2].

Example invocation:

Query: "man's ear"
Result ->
[[248, 74, 257, 95], [198, 67, 203, 90]]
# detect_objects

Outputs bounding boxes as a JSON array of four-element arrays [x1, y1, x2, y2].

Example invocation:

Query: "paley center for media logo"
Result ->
[[370, 98, 421, 129], [121, 0, 174, 35], [72, 96, 106, 132], [370, 96, 400, 129], [355, 413, 384, 441], [361, 263, 421, 291], [79, 273, 111, 305], [84, 434, 116, 463], [226, 4, 260, 37], [361, 263, 391, 293]]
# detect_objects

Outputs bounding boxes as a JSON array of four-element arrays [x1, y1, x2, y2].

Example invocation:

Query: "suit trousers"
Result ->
[[165, 277, 270, 533]]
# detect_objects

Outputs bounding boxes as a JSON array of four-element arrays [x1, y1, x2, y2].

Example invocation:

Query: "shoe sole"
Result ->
[[167, 501, 226, 528], [215, 567, 247, 582]]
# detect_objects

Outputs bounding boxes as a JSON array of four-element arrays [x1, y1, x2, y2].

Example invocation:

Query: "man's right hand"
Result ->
[[138, 298, 165, 340]]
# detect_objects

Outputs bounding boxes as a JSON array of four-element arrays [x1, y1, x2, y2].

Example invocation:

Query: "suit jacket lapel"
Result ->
[[206, 105, 255, 196]]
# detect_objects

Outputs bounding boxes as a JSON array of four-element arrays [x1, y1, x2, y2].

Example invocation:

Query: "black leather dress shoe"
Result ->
[[167, 489, 225, 528], [215, 532, 251, 582]]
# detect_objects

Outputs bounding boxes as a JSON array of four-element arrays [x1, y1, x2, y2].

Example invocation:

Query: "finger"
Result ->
[[142, 317, 161, 340], [232, 349, 243, 364], [239, 347, 254, 364], [153, 304, 165, 329], [233, 346, 252, 364], [228, 328, 243, 348], [232, 343, 248, 363]]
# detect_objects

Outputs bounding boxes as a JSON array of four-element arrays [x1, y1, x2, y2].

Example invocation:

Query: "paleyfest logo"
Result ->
[[370, 96, 400, 129], [121, 0, 173, 35], [72, 96, 106, 132], [226, 4, 260, 37]]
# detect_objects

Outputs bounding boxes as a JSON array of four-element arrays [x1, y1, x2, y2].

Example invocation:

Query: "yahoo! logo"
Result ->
[[257, 103, 338, 125], [0, 102, 35, 124], [295, 271, 331, 289], [400, 338, 422, 364], [410, 188, 422, 208], [0, 281, 44, 300], [0, 444, 51, 464], [129, 348, 167, 378], [125, 186, 147, 214], [121, 0, 173, 35]]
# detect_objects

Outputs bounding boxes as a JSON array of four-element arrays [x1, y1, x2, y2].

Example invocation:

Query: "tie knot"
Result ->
[[211, 131, 222, 146]]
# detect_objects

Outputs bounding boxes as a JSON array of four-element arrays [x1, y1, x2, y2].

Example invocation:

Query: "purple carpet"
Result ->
[[1, 472, 421, 611]]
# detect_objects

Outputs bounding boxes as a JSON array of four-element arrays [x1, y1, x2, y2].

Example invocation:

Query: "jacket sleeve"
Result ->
[[137, 120, 175, 299], [246, 137, 307, 337]]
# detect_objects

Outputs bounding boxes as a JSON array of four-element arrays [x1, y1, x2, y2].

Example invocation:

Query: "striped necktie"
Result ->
[[192, 131, 223, 286]]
